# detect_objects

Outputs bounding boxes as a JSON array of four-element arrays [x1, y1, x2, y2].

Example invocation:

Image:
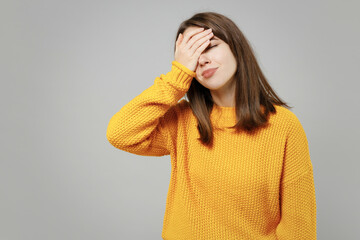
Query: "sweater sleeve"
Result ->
[[106, 61, 196, 156], [276, 112, 317, 239]]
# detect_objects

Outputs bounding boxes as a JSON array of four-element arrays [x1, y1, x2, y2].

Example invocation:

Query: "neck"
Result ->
[[209, 80, 236, 107]]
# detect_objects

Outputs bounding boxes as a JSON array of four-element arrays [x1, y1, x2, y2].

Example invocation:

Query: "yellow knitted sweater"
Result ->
[[106, 61, 317, 239]]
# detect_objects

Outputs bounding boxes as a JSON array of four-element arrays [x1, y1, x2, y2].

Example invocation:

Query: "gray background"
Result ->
[[1, 0, 359, 239]]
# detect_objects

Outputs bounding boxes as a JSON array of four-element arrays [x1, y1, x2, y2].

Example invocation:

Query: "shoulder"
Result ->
[[272, 105, 301, 123], [162, 99, 192, 120], [172, 98, 192, 114], [268, 105, 305, 133], [177, 98, 189, 107], [159, 99, 193, 138], [273, 105, 307, 138]]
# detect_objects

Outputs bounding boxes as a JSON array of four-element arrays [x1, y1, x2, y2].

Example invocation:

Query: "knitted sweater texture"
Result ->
[[106, 61, 317, 239]]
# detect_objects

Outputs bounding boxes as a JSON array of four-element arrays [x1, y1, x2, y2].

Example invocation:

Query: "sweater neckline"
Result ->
[[211, 103, 237, 128]]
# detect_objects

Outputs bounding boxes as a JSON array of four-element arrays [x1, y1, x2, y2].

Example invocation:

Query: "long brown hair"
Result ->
[[173, 12, 292, 146]]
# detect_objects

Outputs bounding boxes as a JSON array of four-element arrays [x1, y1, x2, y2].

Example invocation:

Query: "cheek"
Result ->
[[195, 71, 200, 80], [213, 51, 229, 64], [222, 54, 236, 70]]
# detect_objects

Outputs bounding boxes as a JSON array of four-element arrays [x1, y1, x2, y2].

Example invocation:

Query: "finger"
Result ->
[[180, 28, 204, 47], [176, 33, 182, 45], [194, 39, 211, 56], [187, 28, 212, 50], [189, 32, 213, 56]]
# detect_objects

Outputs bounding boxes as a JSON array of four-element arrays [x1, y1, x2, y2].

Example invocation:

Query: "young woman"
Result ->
[[107, 12, 317, 240]]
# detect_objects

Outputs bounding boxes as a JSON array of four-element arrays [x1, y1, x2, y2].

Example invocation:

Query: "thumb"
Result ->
[[177, 33, 182, 44]]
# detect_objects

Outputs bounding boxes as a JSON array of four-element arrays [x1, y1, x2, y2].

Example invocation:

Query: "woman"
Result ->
[[107, 12, 317, 240]]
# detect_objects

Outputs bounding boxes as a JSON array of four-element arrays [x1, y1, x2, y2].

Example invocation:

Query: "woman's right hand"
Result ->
[[174, 27, 214, 72]]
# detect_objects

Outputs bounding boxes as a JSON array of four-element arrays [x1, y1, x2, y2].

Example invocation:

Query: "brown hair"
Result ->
[[173, 12, 292, 146]]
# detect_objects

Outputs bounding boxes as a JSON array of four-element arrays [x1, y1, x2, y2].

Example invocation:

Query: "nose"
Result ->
[[198, 52, 211, 67]]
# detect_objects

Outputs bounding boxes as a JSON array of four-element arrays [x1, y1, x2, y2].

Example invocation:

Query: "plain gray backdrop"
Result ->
[[1, 0, 359, 239]]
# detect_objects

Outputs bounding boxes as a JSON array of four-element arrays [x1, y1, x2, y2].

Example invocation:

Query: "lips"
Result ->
[[202, 68, 218, 78]]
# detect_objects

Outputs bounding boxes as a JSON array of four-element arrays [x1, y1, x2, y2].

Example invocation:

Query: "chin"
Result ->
[[200, 81, 226, 91]]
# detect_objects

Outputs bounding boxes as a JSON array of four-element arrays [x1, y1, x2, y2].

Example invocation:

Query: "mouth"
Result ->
[[202, 68, 218, 78]]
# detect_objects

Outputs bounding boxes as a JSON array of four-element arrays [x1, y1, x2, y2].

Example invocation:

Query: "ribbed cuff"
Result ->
[[172, 61, 197, 77], [168, 61, 196, 90]]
